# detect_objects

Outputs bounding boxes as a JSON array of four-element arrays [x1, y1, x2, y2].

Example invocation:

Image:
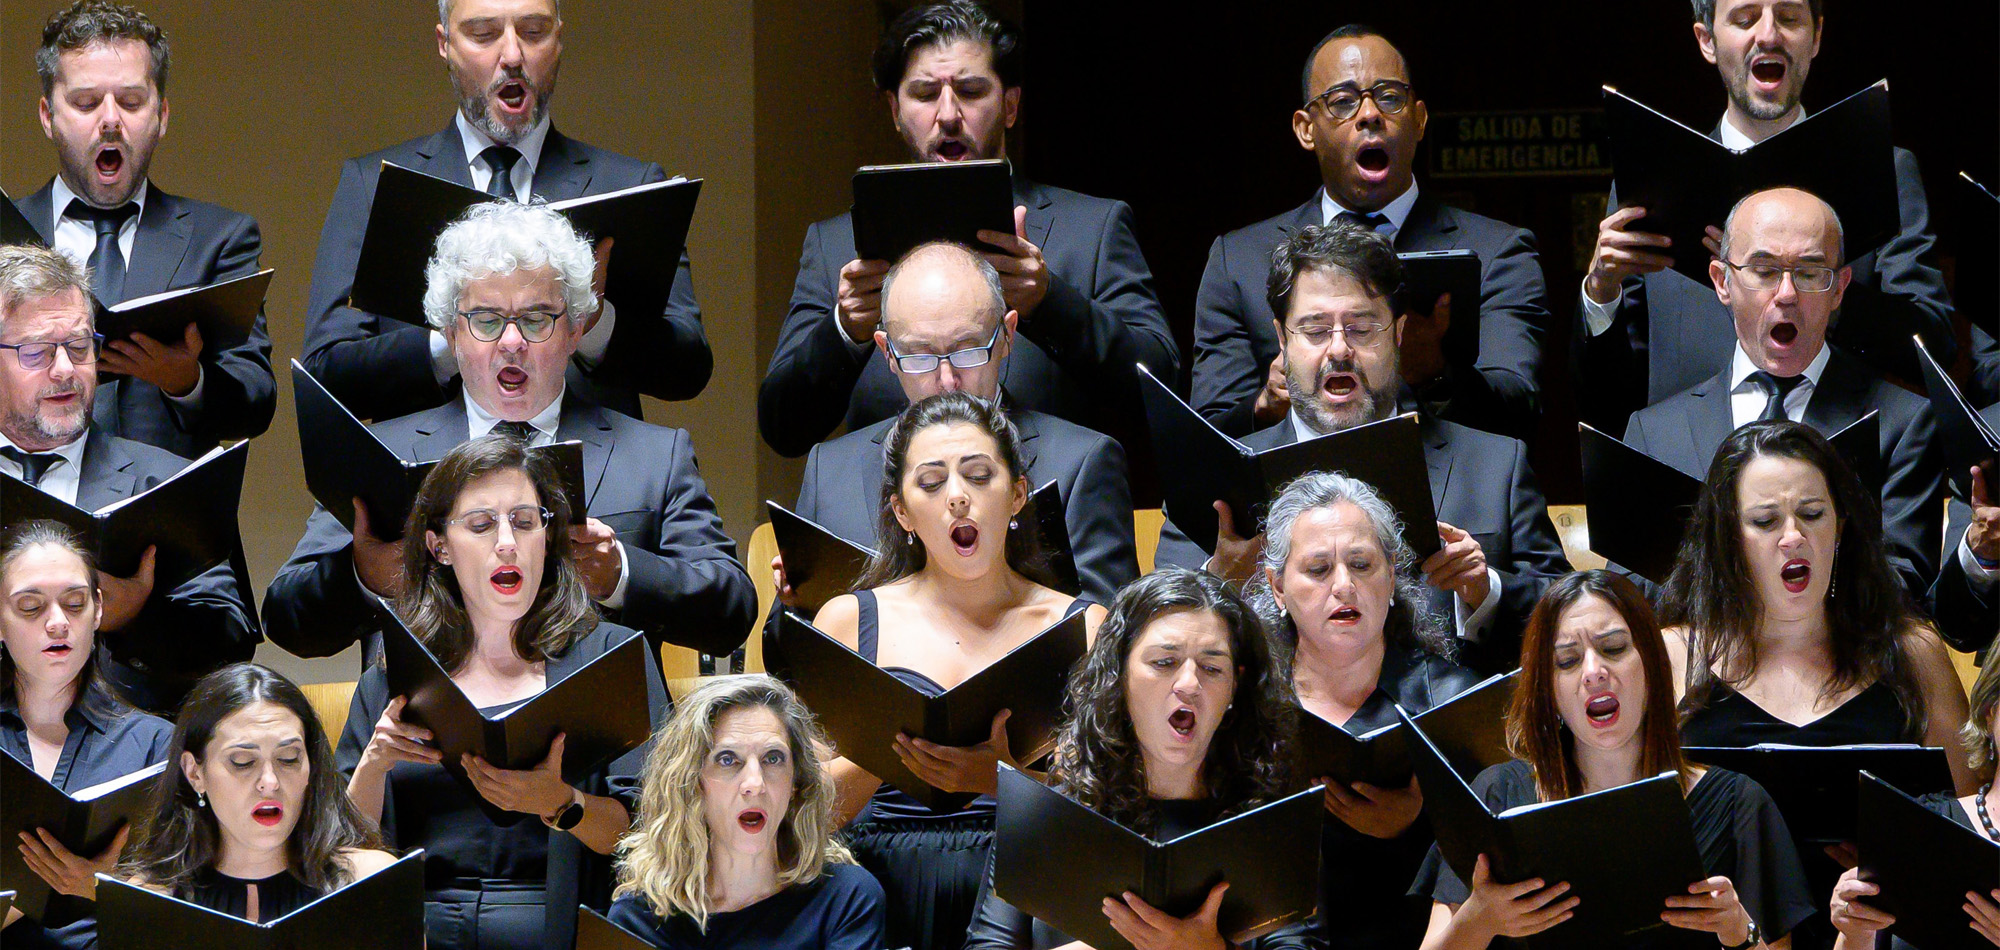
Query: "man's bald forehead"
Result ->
[[1722, 186, 1844, 262], [882, 241, 1005, 335], [1304, 30, 1410, 100]]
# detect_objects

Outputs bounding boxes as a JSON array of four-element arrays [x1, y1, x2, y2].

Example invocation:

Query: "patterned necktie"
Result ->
[[480, 145, 523, 200], [0, 446, 63, 487], [1750, 370, 1805, 423], [64, 200, 141, 303]]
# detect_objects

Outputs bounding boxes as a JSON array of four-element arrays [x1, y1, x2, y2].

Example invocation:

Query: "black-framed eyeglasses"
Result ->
[[1718, 259, 1838, 293], [443, 505, 554, 536], [458, 309, 565, 343], [0, 334, 104, 370], [1283, 321, 1392, 348], [1305, 80, 1413, 122], [886, 324, 1004, 375]]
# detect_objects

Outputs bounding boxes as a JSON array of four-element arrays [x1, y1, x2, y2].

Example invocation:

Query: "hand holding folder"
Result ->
[[1, 755, 166, 921], [850, 159, 1015, 263], [1298, 669, 1516, 789], [1855, 771, 2000, 950]]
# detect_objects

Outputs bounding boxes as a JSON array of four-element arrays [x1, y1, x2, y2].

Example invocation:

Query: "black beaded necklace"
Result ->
[[1978, 782, 1999, 840]]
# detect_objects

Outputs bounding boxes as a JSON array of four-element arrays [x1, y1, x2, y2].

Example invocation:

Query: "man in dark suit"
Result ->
[[1924, 404, 1996, 656], [778, 242, 1139, 605], [1159, 225, 1568, 674], [1191, 25, 1550, 441], [1624, 187, 1943, 597], [302, 0, 712, 422], [757, 1, 1176, 458], [19, 1, 274, 459], [266, 203, 753, 665], [0, 244, 257, 714], [1574, 0, 1955, 434]]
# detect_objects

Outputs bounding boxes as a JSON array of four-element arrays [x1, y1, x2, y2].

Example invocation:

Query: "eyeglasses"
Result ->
[[1305, 80, 1413, 122], [886, 324, 1004, 375], [443, 505, 554, 536], [1284, 321, 1392, 348], [458, 309, 565, 343], [1718, 259, 1838, 293], [0, 334, 103, 370]]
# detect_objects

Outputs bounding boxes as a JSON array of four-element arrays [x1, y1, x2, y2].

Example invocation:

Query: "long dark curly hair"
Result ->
[[1049, 569, 1297, 833], [1660, 420, 1924, 739]]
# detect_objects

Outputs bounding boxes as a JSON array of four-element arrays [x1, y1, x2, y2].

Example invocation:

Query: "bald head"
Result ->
[[875, 242, 1016, 402], [1718, 186, 1843, 266]]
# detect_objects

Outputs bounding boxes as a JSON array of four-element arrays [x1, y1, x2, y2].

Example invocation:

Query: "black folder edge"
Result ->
[[850, 159, 1015, 262], [1397, 248, 1482, 371], [1683, 744, 1954, 843], [98, 269, 272, 346], [0, 755, 167, 920], [94, 849, 426, 944], [1576, 422, 1701, 583], [576, 905, 654, 949], [1, 440, 248, 586], [1856, 769, 2000, 950], [1825, 411, 1883, 502], [1914, 335, 2000, 501], [1, 187, 44, 246], [1300, 669, 1516, 787], [764, 501, 878, 614], [1028, 479, 1083, 597], [1258, 411, 1440, 561]]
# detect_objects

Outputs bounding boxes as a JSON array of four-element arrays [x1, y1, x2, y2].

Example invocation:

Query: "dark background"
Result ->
[[1015, 1, 2000, 502]]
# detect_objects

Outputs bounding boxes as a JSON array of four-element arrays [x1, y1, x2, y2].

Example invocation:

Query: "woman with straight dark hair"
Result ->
[[1416, 571, 1814, 950], [116, 663, 396, 919], [337, 435, 669, 950], [964, 568, 1303, 950], [809, 392, 1105, 950], [0, 522, 173, 947]]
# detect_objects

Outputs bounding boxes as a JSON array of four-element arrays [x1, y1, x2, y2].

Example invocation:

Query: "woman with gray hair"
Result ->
[[1250, 470, 1486, 950]]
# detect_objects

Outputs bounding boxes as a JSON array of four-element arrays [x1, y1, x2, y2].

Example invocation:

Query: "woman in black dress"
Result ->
[[337, 435, 669, 950], [0, 522, 173, 948], [1829, 656, 2000, 948], [809, 392, 1105, 950], [1250, 472, 1483, 950], [1417, 570, 1814, 950], [115, 663, 399, 920], [606, 675, 886, 950], [964, 567, 1308, 950]]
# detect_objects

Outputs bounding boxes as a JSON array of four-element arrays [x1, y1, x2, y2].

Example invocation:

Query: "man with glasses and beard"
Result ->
[[267, 202, 753, 669], [1191, 24, 1551, 442], [1574, 0, 1962, 430], [0, 243, 257, 715], [1157, 224, 1568, 675], [302, 0, 715, 423], [13, 1, 275, 460]]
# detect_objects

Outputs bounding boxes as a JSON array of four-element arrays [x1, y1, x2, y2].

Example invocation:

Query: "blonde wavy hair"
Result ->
[[614, 675, 853, 930]]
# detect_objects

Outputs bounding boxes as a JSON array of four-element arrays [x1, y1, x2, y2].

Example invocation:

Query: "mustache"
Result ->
[[1316, 357, 1370, 388], [489, 66, 534, 95], [38, 382, 82, 400]]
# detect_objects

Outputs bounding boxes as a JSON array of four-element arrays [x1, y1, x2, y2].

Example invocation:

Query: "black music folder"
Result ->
[[765, 480, 1081, 613], [2, 187, 43, 245], [1684, 744, 1952, 843], [576, 906, 653, 950], [1603, 81, 1898, 280], [349, 163, 701, 327], [1139, 365, 1437, 558], [0, 891, 12, 922], [1299, 669, 1516, 788], [1398, 249, 1482, 371], [98, 270, 271, 346], [95, 850, 426, 950], [1857, 771, 1999, 950], [0, 440, 246, 588], [1915, 336, 1999, 500], [771, 608, 1088, 809], [382, 619, 651, 818], [851, 159, 1016, 262], [994, 765, 1323, 950], [292, 360, 586, 539], [1405, 708, 1705, 950], [0, 754, 165, 920]]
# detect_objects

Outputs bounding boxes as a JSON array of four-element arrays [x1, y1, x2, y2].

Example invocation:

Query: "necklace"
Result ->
[[1978, 782, 1998, 841]]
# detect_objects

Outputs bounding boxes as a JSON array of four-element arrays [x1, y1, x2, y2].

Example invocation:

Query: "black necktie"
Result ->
[[0, 446, 63, 487], [64, 200, 140, 303], [1334, 210, 1390, 235], [491, 420, 536, 443], [480, 146, 522, 200], [1750, 370, 1805, 423]]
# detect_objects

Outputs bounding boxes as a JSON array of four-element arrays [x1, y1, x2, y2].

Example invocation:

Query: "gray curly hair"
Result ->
[[421, 201, 598, 333]]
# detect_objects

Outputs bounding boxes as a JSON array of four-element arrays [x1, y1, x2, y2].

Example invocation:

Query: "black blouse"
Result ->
[[603, 863, 888, 950], [334, 621, 669, 949], [1414, 761, 1817, 947], [178, 867, 322, 922]]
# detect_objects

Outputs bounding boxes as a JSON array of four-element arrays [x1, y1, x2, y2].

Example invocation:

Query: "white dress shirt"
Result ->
[[0, 430, 89, 506], [1320, 182, 1421, 237], [50, 177, 205, 407], [1726, 342, 1829, 429]]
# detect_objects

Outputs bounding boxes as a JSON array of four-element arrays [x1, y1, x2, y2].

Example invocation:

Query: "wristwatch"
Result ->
[[1719, 919, 1760, 950], [543, 788, 585, 831]]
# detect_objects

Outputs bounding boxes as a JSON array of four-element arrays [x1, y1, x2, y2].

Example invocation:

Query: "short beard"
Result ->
[[6, 404, 87, 452], [1724, 59, 1804, 123], [452, 66, 556, 145], [1285, 359, 1396, 437]]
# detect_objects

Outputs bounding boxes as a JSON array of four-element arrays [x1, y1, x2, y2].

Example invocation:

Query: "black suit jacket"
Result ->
[[1970, 325, 2000, 407], [1153, 416, 1570, 674], [19, 183, 276, 458], [74, 430, 260, 714], [1622, 347, 1943, 597], [757, 176, 1177, 458], [302, 121, 713, 421], [1191, 192, 1551, 440], [795, 408, 1139, 604], [1574, 145, 1956, 434], [1927, 402, 1999, 655], [261, 396, 755, 665]]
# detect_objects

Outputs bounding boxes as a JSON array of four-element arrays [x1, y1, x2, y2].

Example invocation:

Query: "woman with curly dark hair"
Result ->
[[963, 568, 1300, 950]]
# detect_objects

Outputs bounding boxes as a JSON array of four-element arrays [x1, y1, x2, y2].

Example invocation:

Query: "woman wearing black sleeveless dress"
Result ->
[[809, 392, 1106, 950], [1659, 423, 1973, 947]]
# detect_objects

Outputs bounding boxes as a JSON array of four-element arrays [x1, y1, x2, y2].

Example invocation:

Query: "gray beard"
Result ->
[[455, 80, 553, 146], [5, 407, 86, 452]]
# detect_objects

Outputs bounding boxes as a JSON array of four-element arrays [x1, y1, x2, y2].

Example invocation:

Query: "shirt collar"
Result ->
[[0, 428, 89, 471], [1320, 180, 1420, 233], [52, 175, 149, 221], [465, 388, 564, 440], [1728, 340, 1832, 391], [0, 682, 115, 734], [1717, 109, 1805, 152], [455, 111, 553, 183]]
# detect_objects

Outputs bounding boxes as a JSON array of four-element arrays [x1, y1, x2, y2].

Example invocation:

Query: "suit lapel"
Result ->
[[75, 432, 138, 510], [417, 124, 477, 188], [20, 185, 57, 244], [1395, 194, 1460, 252], [1800, 351, 1866, 434], [1685, 371, 1736, 469], [532, 128, 595, 203], [1012, 176, 1055, 249], [1275, 196, 1320, 236], [409, 404, 473, 463], [1013, 411, 1044, 472], [556, 401, 614, 508], [1419, 417, 1452, 510], [123, 186, 193, 298]]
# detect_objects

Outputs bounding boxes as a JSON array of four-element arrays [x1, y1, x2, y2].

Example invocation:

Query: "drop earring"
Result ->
[[1009, 518, 1018, 530], [906, 530, 915, 545], [196, 790, 207, 808]]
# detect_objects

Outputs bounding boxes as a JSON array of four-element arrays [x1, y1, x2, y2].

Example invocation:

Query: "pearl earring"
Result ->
[[906, 530, 915, 545], [1009, 518, 1018, 530], [196, 790, 207, 808]]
